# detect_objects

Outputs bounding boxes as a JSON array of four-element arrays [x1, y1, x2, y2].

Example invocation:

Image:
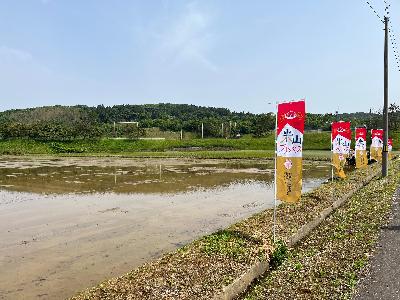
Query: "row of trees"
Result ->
[[0, 103, 398, 140]]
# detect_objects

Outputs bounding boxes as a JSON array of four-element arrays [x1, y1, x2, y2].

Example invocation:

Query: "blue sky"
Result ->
[[0, 0, 399, 113]]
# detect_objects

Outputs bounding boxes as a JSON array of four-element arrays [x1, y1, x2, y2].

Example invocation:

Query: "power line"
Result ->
[[365, 0, 400, 71], [383, 0, 390, 16], [388, 20, 400, 71], [384, 0, 400, 71], [366, 1, 384, 22]]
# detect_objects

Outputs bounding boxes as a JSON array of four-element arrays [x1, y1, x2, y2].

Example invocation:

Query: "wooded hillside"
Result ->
[[0, 103, 396, 140]]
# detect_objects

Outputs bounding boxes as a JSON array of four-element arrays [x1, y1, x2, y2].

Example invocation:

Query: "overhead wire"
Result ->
[[388, 21, 400, 71], [384, 0, 400, 71], [366, 0, 384, 22], [365, 1, 400, 71]]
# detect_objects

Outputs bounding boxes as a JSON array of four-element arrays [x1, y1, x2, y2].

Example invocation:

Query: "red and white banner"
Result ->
[[331, 121, 351, 178], [370, 129, 384, 161], [276, 99, 305, 203], [332, 122, 351, 154], [371, 129, 384, 147], [276, 100, 305, 158], [355, 127, 367, 168], [355, 127, 367, 151]]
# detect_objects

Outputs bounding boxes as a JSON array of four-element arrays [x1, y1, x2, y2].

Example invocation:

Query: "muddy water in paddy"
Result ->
[[0, 157, 330, 299]]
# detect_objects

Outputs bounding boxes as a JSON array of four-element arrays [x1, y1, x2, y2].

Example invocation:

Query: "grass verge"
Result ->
[[240, 161, 400, 300], [46, 150, 331, 160], [0, 132, 332, 156]]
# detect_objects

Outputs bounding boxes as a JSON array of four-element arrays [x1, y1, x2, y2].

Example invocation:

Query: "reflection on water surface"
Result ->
[[0, 157, 330, 300], [0, 158, 328, 195]]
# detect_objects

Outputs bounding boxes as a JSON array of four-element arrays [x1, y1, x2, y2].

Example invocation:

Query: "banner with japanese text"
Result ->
[[370, 129, 383, 161], [355, 127, 368, 168], [388, 138, 393, 160], [276, 100, 305, 203], [331, 121, 351, 178]]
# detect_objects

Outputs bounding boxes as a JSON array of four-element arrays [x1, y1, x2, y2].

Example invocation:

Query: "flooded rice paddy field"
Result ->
[[0, 157, 331, 299]]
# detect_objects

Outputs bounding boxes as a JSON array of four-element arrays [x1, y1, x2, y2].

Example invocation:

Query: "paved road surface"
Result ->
[[354, 188, 400, 300]]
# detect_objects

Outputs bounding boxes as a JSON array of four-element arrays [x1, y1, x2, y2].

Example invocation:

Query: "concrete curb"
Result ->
[[287, 170, 378, 247], [213, 168, 380, 300], [213, 261, 269, 300]]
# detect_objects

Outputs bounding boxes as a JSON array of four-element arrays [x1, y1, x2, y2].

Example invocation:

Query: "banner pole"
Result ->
[[273, 101, 278, 244], [331, 127, 334, 182]]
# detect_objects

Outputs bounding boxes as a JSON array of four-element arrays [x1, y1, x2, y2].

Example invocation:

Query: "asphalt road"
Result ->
[[354, 187, 400, 300]]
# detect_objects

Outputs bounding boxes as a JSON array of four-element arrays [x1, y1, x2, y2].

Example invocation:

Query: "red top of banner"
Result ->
[[277, 100, 305, 135], [332, 121, 351, 140], [388, 138, 393, 146], [371, 129, 384, 139], [355, 127, 367, 140]]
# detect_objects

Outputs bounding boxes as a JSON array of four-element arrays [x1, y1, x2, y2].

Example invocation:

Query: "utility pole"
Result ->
[[382, 16, 389, 177], [201, 122, 204, 139]]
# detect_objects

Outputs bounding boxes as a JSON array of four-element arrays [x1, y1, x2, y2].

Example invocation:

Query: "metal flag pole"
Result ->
[[273, 101, 278, 244], [331, 124, 334, 182]]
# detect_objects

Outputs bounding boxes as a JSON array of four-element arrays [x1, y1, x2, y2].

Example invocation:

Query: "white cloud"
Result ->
[[0, 45, 57, 108], [0, 45, 52, 76], [157, 2, 217, 71], [0, 46, 33, 61]]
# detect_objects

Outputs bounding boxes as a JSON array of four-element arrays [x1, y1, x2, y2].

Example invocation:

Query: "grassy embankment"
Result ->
[[69, 159, 391, 300], [0, 132, 331, 159], [241, 161, 400, 299]]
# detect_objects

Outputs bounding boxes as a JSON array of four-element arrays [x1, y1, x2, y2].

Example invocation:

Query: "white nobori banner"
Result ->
[[355, 137, 366, 151], [332, 134, 351, 155], [276, 123, 303, 158], [371, 136, 383, 148]]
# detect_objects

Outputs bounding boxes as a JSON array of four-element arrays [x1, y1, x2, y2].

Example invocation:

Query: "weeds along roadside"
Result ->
[[240, 159, 400, 300]]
